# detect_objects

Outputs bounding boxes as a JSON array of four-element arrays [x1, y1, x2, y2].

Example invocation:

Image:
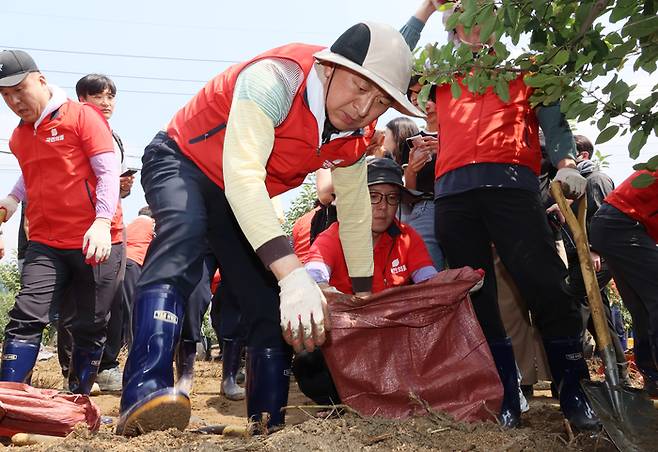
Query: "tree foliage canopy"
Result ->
[[416, 0, 657, 183]]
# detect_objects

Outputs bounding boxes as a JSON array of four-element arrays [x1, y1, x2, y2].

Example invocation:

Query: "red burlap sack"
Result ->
[[322, 267, 503, 422], [0, 382, 101, 437]]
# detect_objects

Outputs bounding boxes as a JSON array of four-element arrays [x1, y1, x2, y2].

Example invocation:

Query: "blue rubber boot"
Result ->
[[246, 347, 292, 433], [0, 340, 40, 383], [488, 338, 522, 428], [68, 345, 104, 394], [635, 339, 658, 398], [175, 340, 197, 394], [543, 337, 600, 431], [221, 339, 245, 401], [116, 284, 190, 437]]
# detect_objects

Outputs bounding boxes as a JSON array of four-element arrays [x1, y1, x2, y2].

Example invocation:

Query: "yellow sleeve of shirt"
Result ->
[[223, 99, 292, 266], [332, 157, 374, 292]]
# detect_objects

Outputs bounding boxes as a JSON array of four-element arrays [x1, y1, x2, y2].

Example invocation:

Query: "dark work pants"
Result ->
[[590, 204, 658, 354], [121, 258, 142, 347], [292, 350, 340, 405], [181, 253, 217, 343], [137, 132, 283, 348], [210, 281, 247, 343], [434, 188, 582, 340], [58, 241, 126, 375], [5, 241, 122, 351], [566, 254, 627, 365]]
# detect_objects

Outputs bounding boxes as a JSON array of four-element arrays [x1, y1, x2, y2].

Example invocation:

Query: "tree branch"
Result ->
[[578, 0, 613, 37]]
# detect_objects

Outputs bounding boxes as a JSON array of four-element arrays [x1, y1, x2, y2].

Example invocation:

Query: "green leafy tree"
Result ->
[[0, 260, 20, 341], [0, 261, 20, 295], [282, 182, 317, 236], [416, 0, 657, 185]]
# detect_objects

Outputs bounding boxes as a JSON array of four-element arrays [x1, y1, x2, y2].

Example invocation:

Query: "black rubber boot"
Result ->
[[635, 339, 658, 398], [543, 337, 601, 431], [68, 345, 104, 394], [488, 338, 522, 428], [246, 347, 292, 433], [175, 340, 197, 394], [221, 339, 245, 401]]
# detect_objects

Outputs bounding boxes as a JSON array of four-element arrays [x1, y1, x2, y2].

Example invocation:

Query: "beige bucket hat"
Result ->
[[314, 21, 425, 118]]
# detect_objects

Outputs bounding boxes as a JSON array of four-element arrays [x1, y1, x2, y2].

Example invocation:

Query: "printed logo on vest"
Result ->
[[153, 310, 178, 324], [390, 258, 407, 275], [46, 128, 64, 143], [321, 159, 345, 169], [2, 354, 17, 361]]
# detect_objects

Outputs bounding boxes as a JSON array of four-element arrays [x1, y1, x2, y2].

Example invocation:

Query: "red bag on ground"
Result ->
[[0, 382, 101, 437], [322, 267, 503, 422]]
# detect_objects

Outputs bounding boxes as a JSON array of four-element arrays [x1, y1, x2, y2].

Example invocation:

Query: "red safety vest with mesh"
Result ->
[[9, 101, 123, 249], [167, 44, 374, 197], [434, 74, 542, 180], [605, 170, 658, 242]]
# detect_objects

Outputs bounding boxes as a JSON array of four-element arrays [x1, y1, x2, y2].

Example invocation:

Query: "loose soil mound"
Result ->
[[13, 354, 622, 451]]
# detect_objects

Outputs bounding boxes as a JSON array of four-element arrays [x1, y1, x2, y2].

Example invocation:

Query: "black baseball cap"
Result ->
[[367, 158, 422, 202], [0, 50, 39, 88]]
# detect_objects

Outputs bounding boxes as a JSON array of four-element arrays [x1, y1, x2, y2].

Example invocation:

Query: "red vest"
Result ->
[[605, 170, 658, 243], [307, 220, 435, 295], [125, 215, 155, 266], [10, 101, 123, 249], [167, 44, 373, 197], [434, 74, 541, 180]]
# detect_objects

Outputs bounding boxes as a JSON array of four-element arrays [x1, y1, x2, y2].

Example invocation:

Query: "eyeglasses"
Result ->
[[370, 192, 401, 206]]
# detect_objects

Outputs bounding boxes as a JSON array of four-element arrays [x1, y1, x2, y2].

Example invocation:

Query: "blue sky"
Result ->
[[0, 0, 654, 261]]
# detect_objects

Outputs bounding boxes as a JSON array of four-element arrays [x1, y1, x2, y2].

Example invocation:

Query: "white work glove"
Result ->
[[554, 167, 587, 199], [82, 218, 112, 266], [0, 196, 19, 223], [279, 267, 328, 353]]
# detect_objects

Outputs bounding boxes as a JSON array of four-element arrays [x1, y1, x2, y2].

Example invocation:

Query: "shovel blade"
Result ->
[[582, 381, 658, 452]]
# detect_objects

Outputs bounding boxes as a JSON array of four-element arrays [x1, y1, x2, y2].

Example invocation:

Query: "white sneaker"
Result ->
[[62, 378, 101, 395], [96, 367, 123, 392]]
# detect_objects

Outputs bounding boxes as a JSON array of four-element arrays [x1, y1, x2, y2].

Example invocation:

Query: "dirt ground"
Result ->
[[8, 352, 630, 451]]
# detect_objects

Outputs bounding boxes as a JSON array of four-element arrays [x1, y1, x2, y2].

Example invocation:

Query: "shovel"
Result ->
[[551, 181, 658, 452]]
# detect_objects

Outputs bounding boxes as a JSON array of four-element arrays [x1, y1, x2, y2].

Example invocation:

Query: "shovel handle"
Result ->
[[550, 181, 612, 351]]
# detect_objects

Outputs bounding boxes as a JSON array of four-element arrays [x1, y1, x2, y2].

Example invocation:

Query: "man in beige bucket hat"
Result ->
[[117, 20, 425, 436]]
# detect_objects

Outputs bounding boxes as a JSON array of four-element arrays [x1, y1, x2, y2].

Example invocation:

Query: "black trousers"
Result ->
[[292, 350, 340, 405], [58, 240, 126, 375], [210, 280, 247, 343], [120, 258, 142, 347], [590, 204, 658, 349], [565, 253, 627, 365], [181, 253, 217, 343], [435, 188, 582, 340], [137, 132, 283, 348], [5, 241, 122, 350]]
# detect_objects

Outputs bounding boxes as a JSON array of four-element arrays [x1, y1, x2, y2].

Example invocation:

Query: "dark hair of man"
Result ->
[[407, 75, 421, 96], [574, 135, 594, 155], [75, 73, 117, 98], [407, 77, 436, 103], [385, 117, 419, 164], [138, 206, 152, 217]]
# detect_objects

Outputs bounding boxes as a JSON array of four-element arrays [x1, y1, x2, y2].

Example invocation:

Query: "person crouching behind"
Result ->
[[295, 157, 437, 404]]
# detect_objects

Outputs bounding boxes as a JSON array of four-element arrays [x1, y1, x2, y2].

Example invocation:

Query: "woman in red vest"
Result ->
[[590, 170, 658, 399], [431, 4, 598, 430], [117, 22, 424, 436]]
